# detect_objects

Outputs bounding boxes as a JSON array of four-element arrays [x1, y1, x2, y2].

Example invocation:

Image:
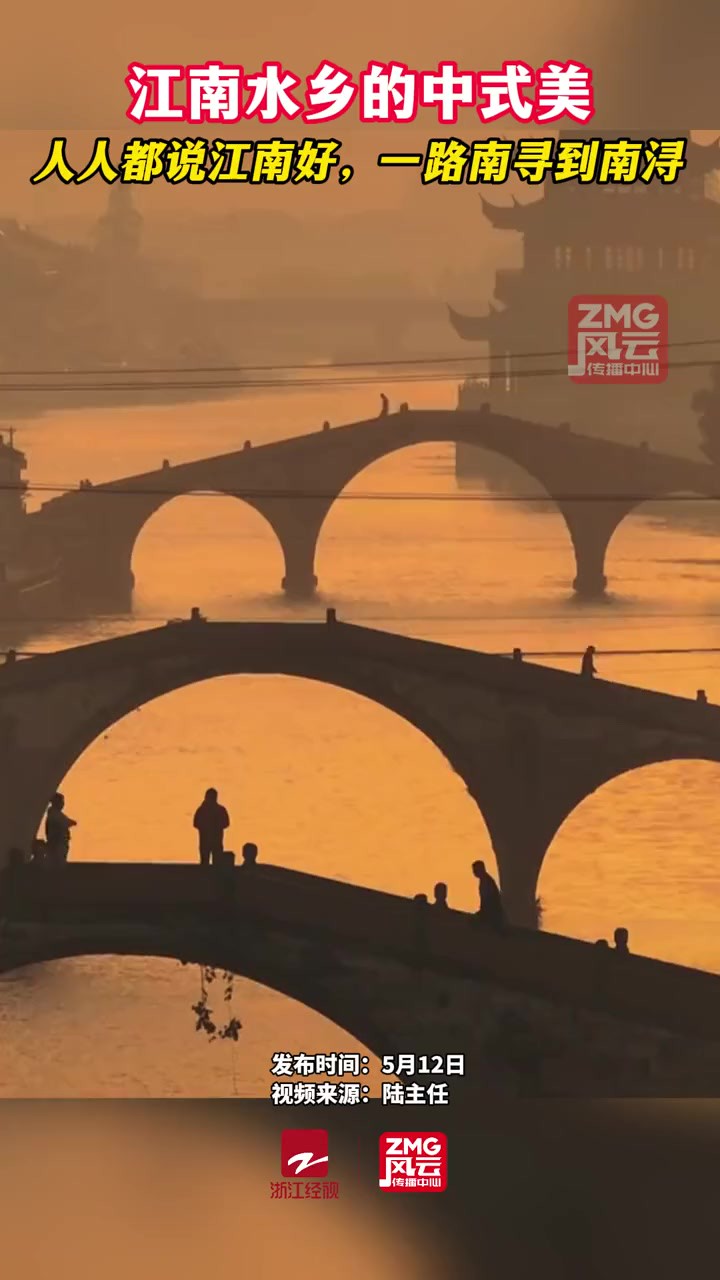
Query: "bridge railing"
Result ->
[[334, 620, 720, 734], [4, 861, 720, 1042]]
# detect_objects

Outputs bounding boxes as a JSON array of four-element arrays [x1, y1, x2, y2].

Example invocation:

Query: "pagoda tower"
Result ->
[[95, 183, 143, 260], [452, 130, 720, 468]]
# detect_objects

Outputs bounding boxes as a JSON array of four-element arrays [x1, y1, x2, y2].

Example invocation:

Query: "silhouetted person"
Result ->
[[379, 393, 389, 416], [399, 402, 409, 412], [581, 645, 596, 678], [697, 688, 708, 704], [44, 793, 76, 865], [413, 892, 428, 904], [471, 860, 506, 931], [432, 881, 448, 909], [614, 927, 630, 955], [512, 647, 523, 663], [241, 842, 258, 867], [322, 420, 331, 431], [193, 788, 230, 867]]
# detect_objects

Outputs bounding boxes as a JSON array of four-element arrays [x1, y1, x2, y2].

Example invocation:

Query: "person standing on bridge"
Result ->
[[432, 882, 449, 909], [379, 393, 389, 416], [193, 788, 230, 867], [471, 860, 506, 932], [44, 792, 77, 865], [580, 645, 597, 678], [613, 927, 630, 955]]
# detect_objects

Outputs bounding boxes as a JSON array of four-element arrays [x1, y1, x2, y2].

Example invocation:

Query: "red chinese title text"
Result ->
[[126, 59, 594, 126]]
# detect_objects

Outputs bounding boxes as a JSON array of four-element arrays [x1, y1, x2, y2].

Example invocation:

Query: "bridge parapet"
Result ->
[[6, 862, 720, 1046], [23, 409, 720, 604], [1, 620, 720, 931]]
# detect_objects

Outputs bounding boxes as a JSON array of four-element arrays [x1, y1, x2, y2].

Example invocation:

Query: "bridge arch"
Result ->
[[538, 752, 720, 967], [299, 417, 720, 601], [603, 488, 720, 602], [112, 488, 292, 604], [54, 484, 319, 609], [27, 645, 495, 896], [129, 490, 285, 610], [313, 433, 575, 601], [0, 932, 393, 1061]]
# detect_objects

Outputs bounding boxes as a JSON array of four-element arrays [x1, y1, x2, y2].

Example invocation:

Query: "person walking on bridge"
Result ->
[[379, 393, 389, 416], [193, 788, 230, 867], [471, 860, 506, 932], [580, 645, 596, 678], [44, 792, 77, 865]]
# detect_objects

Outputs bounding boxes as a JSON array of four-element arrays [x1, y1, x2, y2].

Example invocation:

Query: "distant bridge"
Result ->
[[2, 861, 720, 1096], [2, 616, 720, 926], [27, 409, 720, 605]]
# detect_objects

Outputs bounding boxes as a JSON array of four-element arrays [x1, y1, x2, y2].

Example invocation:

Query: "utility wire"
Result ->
[[1, 353, 720, 392], [1, 333, 720, 379], [11, 484, 720, 501], [8, 642, 720, 659]]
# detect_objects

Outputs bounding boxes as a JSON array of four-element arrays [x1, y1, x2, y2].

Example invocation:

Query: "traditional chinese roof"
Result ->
[[447, 302, 504, 341], [479, 135, 720, 235], [479, 197, 528, 232], [483, 184, 720, 246]]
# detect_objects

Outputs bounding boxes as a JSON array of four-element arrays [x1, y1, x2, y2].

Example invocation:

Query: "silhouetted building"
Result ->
[[94, 184, 143, 260], [0, 430, 27, 559], [454, 130, 720, 476]]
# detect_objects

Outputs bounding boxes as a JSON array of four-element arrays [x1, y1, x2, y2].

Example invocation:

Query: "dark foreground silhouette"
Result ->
[[193, 788, 230, 867], [472, 860, 506, 932], [44, 792, 77, 866]]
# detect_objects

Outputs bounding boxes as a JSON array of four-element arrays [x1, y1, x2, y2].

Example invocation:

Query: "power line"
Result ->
[[2, 352, 720, 394], [13, 483, 720, 501], [1, 334, 720, 379], [8, 641, 720, 659]]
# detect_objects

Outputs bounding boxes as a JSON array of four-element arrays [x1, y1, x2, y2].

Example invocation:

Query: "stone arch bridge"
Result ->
[[2, 860, 720, 1096], [1, 617, 720, 927], [26, 409, 720, 605]]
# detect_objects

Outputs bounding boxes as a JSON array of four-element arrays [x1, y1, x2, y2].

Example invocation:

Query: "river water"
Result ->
[[1, 375, 719, 1097]]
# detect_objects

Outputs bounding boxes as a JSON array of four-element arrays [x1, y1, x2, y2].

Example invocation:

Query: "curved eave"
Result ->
[[447, 305, 493, 341], [479, 196, 526, 231]]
